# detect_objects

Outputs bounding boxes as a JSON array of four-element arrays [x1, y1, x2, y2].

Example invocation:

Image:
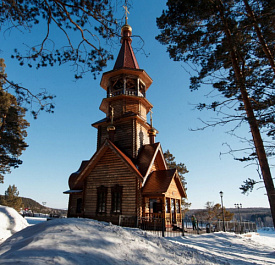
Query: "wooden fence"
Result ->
[[118, 215, 257, 237]]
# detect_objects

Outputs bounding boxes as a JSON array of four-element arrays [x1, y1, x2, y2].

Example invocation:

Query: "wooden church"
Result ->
[[64, 19, 187, 228]]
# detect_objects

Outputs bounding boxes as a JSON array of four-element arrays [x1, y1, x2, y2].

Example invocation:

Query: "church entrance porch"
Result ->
[[141, 196, 182, 231]]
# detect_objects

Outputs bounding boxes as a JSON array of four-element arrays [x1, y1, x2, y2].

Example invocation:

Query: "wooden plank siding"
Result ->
[[136, 179, 143, 218], [98, 120, 134, 158], [68, 193, 82, 217], [125, 98, 140, 117], [140, 103, 147, 120], [82, 149, 140, 220], [114, 120, 135, 158], [136, 122, 150, 155], [98, 125, 109, 148], [104, 97, 148, 121], [98, 119, 150, 160], [166, 178, 182, 199], [111, 98, 123, 119]]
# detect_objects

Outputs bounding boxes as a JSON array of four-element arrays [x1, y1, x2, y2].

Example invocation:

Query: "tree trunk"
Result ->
[[242, 0, 275, 75], [238, 81, 275, 229], [218, 0, 275, 228]]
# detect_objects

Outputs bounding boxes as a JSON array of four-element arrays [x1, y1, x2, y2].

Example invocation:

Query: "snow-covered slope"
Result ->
[[169, 232, 275, 265], [0, 205, 29, 243], [0, 218, 222, 265], [0, 206, 274, 265]]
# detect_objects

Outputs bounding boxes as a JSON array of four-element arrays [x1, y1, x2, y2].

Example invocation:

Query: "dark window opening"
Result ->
[[112, 78, 124, 91], [76, 198, 82, 214], [150, 199, 162, 213], [97, 186, 108, 213], [139, 82, 146, 97], [166, 198, 170, 213], [171, 199, 175, 213], [171, 199, 176, 223], [111, 185, 122, 214], [126, 78, 136, 90]]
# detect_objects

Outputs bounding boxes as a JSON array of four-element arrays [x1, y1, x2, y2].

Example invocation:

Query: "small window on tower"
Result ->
[[126, 78, 136, 90], [112, 77, 124, 91], [139, 81, 146, 97]]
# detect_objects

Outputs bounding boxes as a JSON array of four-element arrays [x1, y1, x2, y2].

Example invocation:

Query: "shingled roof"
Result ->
[[113, 24, 139, 70], [142, 169, 177, 195], [68, 160, 89, 190], [142, 169, 187, 198], [136, 142, 167, 181], [136, 143, 160, 176]]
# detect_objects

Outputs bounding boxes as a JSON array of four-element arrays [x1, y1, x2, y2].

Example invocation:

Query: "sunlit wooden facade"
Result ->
[[64, 22, 187, 228]]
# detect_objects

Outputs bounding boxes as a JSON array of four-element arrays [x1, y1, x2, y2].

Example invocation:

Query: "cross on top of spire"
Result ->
[[123, 4, 129, 25]]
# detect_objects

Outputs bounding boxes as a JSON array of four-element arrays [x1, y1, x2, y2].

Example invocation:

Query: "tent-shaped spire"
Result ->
[[113, 23, 139, 70]]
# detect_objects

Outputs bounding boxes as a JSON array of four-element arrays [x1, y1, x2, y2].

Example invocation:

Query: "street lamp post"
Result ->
[[219, 191, 226, 232]]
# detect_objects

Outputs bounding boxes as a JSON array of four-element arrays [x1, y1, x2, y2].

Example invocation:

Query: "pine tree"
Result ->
[[156, 0, 275, 228], [1, 0, 120, 116], [0, 59, 29, 182], [1, 185, 23, 211], [164, 149, 188, 187], [164, 150, 190, 212]]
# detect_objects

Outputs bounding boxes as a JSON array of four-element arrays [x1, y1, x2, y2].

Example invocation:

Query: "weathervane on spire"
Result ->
[[123, 3, 129, 25]]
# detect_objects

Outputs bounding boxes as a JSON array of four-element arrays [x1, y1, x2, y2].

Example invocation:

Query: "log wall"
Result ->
[[68, 193, 82, 217], [105, 98, 148, 120], [136, 122, 150, 154], [98, 119, 150, 159], [83, 149, 140, 219]]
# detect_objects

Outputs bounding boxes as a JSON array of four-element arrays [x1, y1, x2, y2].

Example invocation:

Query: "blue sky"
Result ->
[[0, 0, 273, 210]]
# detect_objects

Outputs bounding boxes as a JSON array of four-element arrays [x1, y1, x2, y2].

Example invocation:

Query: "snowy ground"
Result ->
[[0, 205, 29, 243], [24, 216, 48, 225], [0, 206, 274, 265]]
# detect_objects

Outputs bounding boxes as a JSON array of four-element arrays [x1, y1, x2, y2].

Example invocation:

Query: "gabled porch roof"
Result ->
[[142, 169, 187, 198], [136, 142, 167, 182]]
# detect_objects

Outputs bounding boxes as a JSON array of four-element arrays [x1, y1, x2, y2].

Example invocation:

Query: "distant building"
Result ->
[[64, 20, 186, 228]]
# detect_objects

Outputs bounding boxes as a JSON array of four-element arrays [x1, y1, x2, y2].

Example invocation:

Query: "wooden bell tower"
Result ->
[[92, 20, 156, 160], [65, 8, 187, 224]]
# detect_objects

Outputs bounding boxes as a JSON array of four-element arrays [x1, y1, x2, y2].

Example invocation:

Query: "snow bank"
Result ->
[[168, 232, 275, 265], [0, 218, 221, 265], [0, 205, 29, 244], [0, 209, 274, 265]]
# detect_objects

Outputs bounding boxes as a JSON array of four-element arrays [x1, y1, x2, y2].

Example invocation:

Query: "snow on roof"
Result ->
[[63, 189, 83, 194]]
